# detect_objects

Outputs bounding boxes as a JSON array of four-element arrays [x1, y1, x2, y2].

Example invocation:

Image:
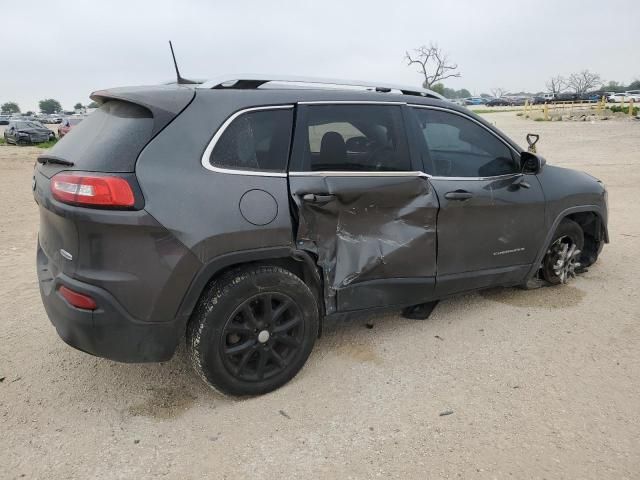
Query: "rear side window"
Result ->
[[291, 104, 411, 172], [47, 100, 153, 172], [412, 108, 517, 177], [209, 108, 293, 172]]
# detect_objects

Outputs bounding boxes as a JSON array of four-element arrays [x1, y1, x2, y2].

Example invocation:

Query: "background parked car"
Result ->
[[506, 96, 528, 106], [555, 93, 581, 102], [3, 120, 55, 145], [608, 93, 628, 103], [486, 97, 513, 106], [57, 117, 83, 138], [580, 92, 601, 103], [624, 90, 640, 102], [447, 98, 467, 107], [464, 97, 487, 105], [0, 115, 10, 125], [41, 115, 63, 124]]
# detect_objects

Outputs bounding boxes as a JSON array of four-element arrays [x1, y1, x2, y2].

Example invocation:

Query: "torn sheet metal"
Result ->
[[291, 175, 438, 312]]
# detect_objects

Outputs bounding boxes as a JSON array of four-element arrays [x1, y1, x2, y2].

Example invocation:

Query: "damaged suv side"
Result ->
[[34, 76, 608, 396]]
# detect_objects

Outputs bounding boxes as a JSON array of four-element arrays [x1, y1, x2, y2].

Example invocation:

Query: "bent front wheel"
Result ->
[[541, 219, 584, 285]]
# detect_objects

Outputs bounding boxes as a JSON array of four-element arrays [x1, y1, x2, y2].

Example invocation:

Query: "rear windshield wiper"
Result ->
[[37, 156, 74, 166]]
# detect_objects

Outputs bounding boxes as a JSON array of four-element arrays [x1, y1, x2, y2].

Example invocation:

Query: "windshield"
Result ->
[[15, 122, 44, 129]]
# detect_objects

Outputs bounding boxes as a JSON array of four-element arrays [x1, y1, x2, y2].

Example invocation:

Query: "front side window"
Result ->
[[412, 108, 518, 177], [292, 104, 410, 172], [209, 108, 293, 172]]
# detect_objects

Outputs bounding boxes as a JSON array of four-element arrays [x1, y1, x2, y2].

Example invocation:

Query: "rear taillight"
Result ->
[[51, 173, 135, 208], [59, 286, 97, 310]]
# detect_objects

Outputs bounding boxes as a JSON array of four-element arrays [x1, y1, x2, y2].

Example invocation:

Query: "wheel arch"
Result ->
[[177, 247, 324, 334], [526, 205, 608, 281]]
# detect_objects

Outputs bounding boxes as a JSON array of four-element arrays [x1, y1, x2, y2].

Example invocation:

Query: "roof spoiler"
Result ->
[[90, 86, 195, 136]]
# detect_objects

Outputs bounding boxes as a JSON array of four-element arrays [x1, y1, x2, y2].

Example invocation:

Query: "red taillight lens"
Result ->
[[59, 286, 97, 310], [51, 173, 135, 208]]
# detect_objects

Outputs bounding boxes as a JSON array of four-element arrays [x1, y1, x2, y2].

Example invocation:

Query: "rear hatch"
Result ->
[[34, 85, 195, 277]]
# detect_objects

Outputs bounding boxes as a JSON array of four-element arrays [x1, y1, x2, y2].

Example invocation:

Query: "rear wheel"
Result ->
[[187, 265, 319, 396], [541, 219, 584, 285]]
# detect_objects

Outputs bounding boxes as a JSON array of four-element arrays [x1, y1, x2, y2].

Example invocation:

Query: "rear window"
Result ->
[[47, 100, 153, 172], [209, 108, 293, 172]]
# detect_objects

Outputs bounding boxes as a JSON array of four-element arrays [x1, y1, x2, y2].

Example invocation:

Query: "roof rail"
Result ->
[[196, 74, 444, 99]]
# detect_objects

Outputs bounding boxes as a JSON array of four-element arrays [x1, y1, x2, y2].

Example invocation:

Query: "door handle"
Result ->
[[444, 190, 473, 201], [302, 193, 335, 204]]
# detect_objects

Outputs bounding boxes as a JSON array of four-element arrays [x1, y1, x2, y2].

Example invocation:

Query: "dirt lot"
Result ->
[[1, 112, 639, 479]]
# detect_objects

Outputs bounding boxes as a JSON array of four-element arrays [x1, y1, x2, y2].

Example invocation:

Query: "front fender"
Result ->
[[525, 204, 608, 281]]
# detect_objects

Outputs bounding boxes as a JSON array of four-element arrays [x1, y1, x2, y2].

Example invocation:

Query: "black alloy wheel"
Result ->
[[220, 292, 305, 382]]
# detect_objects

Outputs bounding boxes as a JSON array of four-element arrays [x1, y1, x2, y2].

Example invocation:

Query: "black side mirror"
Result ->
[[520, 151, 545, 174]]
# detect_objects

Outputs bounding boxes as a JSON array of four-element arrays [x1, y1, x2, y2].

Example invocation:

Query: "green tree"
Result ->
[[87, 101, 99, 108], [1, 102, 20, 114], [629, 79, 640, 90], [39, 98, 62, 114], [431, 83, 445, 95], [74, 102, 84, 110], [604, 80, 625, 93], [442, 87, 455, 98], [438, 85, 472, 99]]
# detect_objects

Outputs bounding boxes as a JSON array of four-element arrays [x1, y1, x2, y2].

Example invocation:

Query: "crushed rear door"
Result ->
[[287, 103, 438, 314]]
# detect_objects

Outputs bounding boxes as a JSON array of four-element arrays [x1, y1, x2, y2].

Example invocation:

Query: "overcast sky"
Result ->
[[2, 0, 638, 112]]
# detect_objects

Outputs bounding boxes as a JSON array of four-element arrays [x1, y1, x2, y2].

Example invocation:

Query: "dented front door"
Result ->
[[408, 105, 547, 296], [288, 103, 438, 314]]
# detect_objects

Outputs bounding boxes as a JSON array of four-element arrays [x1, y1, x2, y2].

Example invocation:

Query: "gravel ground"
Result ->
[[0, 113, 639, 479]]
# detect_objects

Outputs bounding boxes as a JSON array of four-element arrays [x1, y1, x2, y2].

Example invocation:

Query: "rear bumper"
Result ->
[[37, 243, 185, 362]]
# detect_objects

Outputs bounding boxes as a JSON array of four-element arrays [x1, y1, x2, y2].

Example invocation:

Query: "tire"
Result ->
[[187, 265, 319, 396], [541, 219, 584, 285]]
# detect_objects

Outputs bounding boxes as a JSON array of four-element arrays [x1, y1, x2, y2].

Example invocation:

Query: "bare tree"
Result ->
[[567, 70, 602, 95], [490, 87, 506, 99], [546, 75, 567, 95], [405, 43, 461, 89]]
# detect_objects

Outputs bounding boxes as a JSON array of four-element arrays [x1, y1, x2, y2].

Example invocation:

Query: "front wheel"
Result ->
[[541, 219, 584, 285], [187, 265, 319, 396]]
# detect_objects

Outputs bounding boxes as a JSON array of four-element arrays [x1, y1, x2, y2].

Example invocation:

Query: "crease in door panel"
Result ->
[[293, 176, 438, 312]]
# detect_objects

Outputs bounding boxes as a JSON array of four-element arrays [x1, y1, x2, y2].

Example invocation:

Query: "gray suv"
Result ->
[[34, 76, 608, 395]]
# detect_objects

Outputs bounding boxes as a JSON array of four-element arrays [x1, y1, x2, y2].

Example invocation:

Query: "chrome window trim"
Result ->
[[289, 171, 430, 178], [298, 100, 407, 105], [201, 105, 294, 177], [202, 102, 522, 181], [429, 173, 522, 181], [408, 104, 521, 156]]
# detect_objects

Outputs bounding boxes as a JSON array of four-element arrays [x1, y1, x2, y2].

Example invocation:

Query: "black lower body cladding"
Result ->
[[37, 234, 201, 362], [36, 177, 203, 361], [38, 245, 185, 362]]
